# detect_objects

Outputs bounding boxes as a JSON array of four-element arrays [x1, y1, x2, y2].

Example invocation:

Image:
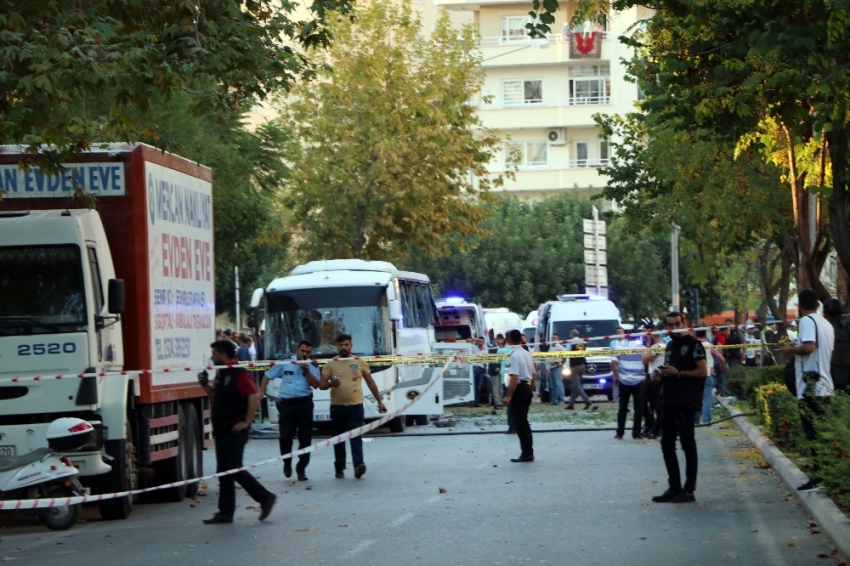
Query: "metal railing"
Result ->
[[496, 159, 610, 172], [479, 31, 609, 48], [475, 95, 611, 110]]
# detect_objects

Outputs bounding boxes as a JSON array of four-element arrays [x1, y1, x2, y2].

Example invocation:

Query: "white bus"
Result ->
[[251, 260, 444, 432]]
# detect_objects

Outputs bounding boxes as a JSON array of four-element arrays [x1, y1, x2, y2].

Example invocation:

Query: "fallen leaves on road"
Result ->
[[296, 528, 313, 532], [787, 542, 794, 547], [200, 483, 208, 489], [438, 487, 446, 493], [338, 524, 348, 528]]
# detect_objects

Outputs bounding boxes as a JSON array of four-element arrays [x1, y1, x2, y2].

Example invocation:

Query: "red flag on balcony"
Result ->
[[570, 32, 601, 59]]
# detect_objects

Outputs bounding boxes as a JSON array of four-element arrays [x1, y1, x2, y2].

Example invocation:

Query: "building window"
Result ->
[[568, 64, 611, 105], [598, 140, 609, 166], [574, 142, 589, 167], [501, 16, 528, 43], [505, 141, 548, 167], [502, 79, 543, 106]]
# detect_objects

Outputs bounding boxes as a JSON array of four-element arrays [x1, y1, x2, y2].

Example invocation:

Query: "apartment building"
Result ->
[[436, 0, 652, 200]]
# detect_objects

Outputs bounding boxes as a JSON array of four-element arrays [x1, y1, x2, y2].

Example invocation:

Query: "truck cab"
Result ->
[[536, 294, 622, 400], [0, 210, 124, 473]]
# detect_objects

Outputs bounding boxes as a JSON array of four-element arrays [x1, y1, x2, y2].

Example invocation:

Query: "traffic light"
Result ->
[[682, 289, 694, 315]]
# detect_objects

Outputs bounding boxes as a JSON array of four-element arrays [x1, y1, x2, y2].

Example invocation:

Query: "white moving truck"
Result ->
[[0, 144, 214, 519]]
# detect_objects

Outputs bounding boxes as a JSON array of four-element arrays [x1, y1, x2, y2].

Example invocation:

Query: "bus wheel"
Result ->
[[387, 416, 406, 433]]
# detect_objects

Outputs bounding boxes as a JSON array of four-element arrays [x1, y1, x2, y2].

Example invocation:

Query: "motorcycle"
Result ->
[[0, 418, 93, 530]]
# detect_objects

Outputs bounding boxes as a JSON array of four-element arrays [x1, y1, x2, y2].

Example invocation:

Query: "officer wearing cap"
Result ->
[[502, 329, 536, 462]]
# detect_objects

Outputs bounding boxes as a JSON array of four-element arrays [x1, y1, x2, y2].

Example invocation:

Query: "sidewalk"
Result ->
[[720, 396, 850, 558]]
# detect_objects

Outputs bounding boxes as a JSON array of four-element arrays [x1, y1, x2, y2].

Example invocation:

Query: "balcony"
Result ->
[[473, 99, 611, 129], [487, 160, 610, 192], [478, 33, 612, 67]]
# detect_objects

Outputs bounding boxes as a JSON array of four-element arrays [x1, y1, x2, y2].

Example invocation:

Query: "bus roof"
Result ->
[[290, 259, 429, 282]]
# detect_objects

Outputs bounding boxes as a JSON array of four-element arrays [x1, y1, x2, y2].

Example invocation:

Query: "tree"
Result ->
[[582, 0, 849, 302], [404, 193, 591, 314], [279, 3, 506, 263], [606, 222, 669, 322], [0, 0, 354, 169]]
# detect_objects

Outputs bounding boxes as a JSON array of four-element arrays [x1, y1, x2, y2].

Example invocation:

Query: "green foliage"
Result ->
[[403, 193, 592, 315], [0, 0, 353, 170], [726, 365, 786, 404], [606, 221, 669, 321], [753, 383, 804, 449], [280, 4, 505, 262], [812, 392, 850, 499]]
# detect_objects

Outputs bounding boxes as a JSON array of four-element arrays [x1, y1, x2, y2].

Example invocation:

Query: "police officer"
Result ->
[[198, 340, 276, 524], [651, 313, 708, 504], [259, 340, 320, 481], [501, 329, 536, 462]]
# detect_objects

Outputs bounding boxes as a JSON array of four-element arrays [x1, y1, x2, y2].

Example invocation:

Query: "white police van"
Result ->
[[535, 295, 622, 400]]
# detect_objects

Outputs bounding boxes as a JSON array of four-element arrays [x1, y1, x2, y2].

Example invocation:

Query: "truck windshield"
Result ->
[[0, 245, 87, 334], [553, 320, 620, 348], [265, 286, 392, 359]]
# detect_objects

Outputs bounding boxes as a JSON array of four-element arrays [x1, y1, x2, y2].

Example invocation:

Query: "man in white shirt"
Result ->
[[502, 329, 536, 463], [612, 334, 646, 439], [780, 288, 835, 492]]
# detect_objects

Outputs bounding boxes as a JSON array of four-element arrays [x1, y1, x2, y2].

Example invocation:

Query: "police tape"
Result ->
[[0, 342, 781, 385], [0, 357, 456, 511]]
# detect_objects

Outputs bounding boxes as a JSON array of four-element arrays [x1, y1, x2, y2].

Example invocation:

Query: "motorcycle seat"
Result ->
[[0, 447, 52, 472]]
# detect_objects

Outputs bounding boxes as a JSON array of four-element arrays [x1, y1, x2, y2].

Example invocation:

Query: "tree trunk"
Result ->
[[827, 128, 850, 308]]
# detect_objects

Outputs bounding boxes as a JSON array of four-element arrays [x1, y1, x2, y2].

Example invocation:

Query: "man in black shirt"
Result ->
[[651, 312, 708, 504]]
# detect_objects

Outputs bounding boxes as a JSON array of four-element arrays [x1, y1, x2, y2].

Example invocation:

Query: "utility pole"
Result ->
[[593, 206, 602, 297], [671, 226, 680, 311], [234, 265, 240, 331]]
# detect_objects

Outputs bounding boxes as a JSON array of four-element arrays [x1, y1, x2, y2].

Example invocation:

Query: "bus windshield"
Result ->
[[552, 320, 620, 348], [265, 286, 392, 359], [0, 245, 87, 335]]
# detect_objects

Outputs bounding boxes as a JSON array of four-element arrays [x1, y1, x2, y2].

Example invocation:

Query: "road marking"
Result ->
[[342, 539, 376, 559], [390, 512, 416, 527]]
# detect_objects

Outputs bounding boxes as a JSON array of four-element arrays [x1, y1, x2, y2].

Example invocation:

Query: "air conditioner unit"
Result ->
[[547, 128, 566, 145]]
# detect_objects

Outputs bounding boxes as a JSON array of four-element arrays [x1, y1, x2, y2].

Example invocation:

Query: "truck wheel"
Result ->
[[184, 403, 202, 498], [157, 404, 188, 502], [387, 416, 405, 433], [40, 486, 80, 531], [405, 415, 415, 427], [98, 424, 134, 521], [414, 415, 429, 426]]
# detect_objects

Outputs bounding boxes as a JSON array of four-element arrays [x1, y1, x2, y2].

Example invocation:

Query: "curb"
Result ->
[[719, 397, 850, 556]]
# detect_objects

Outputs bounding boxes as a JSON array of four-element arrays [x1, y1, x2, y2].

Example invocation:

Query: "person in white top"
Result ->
[[502, 329, 536, 463], [743, 325, 760, 366], [779, 289, 835, 493]]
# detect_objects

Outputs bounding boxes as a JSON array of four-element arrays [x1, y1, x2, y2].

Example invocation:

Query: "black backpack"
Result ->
[[831, 324, 850, 391]]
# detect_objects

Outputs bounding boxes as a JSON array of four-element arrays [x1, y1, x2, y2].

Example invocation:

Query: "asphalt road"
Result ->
[[0, 417, 844, 565]]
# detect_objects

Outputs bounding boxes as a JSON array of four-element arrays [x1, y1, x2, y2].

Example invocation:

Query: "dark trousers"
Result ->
[[473, 367, 487, 405], [800, 393, 828, 477], [617, 382, 644, 437], [214, 430, 272, 518], [660, 406, 698, 492], [510, 382, 533, 457], [639, 378, 657, 433], [330, 404, 365, 472], [277, 395, 313, 473]]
